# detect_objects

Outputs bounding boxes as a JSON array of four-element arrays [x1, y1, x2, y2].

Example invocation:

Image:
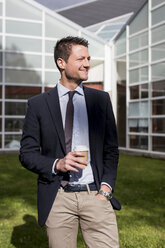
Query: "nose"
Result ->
[[83, 58, 90, 68]]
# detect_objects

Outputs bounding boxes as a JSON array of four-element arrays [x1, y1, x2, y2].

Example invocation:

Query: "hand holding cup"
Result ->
[[74, 145, 88, 166]]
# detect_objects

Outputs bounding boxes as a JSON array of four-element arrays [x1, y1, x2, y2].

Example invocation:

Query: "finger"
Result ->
[[73, 161, 87, 169], [66, 155, 87, 166], [65, 152, 82, 161], [65, 158, 84, 170], [74, 157, 88, 166], [66, 164, 79, 173], [70, 154, 87, 164], [74, 163, 86, 170], [70, 151, 85, 158], [67, 159, 86, 171], [69, 160, 86, 170]]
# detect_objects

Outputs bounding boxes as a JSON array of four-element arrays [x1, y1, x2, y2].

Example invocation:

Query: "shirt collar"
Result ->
[[57, 82, 84, 98]]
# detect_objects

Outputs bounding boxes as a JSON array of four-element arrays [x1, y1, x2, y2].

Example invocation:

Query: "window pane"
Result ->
[[5, 53, 42, 68], [5, 69, 41, 84], [152, 118, 165, 133], [6, 0, 42, 20], [129, 32, 148, 51], [129, 49, 148, 67], [0, 101, 2, 115], [6, 20, 42, 36], [152, 0, 165, 7], [152, 80, 165, 97], [130, 86, 138, 99], [45, 14, 78, 38], [0, 52, 1, 64], [117, 57, 126, 81], [5, 86, 41, 99], [129, 67, 148, 84], [5, 102, 27, 115], [45, 40, 56, 53], [152, 136, 165, 152], [0, 135, 2, 148], [5, 118, 24, 132], [151, 62, 165, 81], [117, 59, 126, 148], [130, 135, 148, 150], [0, 20, 2, 33], [129, 119, 148, 132], [130, 3, 148, 35], [116, 55, 126, 139], [152, 43, 165, 62], [130, 84, 148, 99], [5, 134, 21, 149], [0, 86, 2, 98], [115, 31, 126, 56], [0, 36, 2, 49], [45, 71, 60, 86], [0, 69, 2, 82], [141, 84, 148, 98], [99, 31, 116, 40], [152, 25, 165, 43], [129, 101, 149, 117], [6, 37, 42, 52], [152, 99, 165, 115], [152, 5, 165, 26], [45, 56, 56, 69], [0, 118, 2, 131], [0, 3, 2, 16], [103, 24, 123, 31]]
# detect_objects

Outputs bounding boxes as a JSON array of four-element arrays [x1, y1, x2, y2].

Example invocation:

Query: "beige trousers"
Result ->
[[46, 188, 119, 248]]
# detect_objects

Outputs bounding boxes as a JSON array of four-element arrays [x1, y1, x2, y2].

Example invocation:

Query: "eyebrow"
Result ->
[[77, 56, 91, 60]]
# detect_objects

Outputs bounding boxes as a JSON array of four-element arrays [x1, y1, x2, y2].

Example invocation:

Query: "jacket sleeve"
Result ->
[[19, 100, 56, 182], [101, 93, 119, 192]]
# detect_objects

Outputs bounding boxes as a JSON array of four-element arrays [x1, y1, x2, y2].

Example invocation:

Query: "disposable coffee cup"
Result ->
[[74, 145, 88, 166]]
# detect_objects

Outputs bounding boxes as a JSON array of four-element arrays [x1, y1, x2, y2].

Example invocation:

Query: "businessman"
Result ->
[[20, 36, 119, 248]]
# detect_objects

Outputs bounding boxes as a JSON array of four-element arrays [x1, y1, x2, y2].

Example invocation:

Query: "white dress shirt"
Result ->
[[57, 82, 94, 184]]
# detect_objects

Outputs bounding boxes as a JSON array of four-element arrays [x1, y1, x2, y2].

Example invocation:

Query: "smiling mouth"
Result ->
[[80, 69, 88, 73]]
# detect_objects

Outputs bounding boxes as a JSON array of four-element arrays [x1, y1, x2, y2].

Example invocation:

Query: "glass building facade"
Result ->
[[0, 0, 164, 158], [0, 0, 105, 150], [87, 13, 132, 41], [115, 0, 165, 156]]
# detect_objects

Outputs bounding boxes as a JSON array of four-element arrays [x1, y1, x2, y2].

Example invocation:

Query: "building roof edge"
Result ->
[[56, 0, 98, 12], [114, 0, 148, 41], [24, 0, 106, 45]]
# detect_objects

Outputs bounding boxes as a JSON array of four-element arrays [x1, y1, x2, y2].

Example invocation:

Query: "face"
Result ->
[[58, 45, 90, 84]]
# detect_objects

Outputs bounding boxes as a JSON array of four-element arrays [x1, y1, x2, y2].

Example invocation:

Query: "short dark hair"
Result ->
[[54, 36, 89, 70]]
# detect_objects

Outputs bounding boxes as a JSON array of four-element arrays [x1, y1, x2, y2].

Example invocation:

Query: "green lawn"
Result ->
[[0, 153, 165, 248]]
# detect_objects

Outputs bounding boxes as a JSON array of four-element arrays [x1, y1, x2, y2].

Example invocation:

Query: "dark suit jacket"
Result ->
[[19, 86, 119, 227]]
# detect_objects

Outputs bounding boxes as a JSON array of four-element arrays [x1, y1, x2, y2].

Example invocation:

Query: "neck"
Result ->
[[60, 78, 82, 90]]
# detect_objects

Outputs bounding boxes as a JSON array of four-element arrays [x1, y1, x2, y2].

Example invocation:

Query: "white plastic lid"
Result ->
[[73, 145, 89, 151]]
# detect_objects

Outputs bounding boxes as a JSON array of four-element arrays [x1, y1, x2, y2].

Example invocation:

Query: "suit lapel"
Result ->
[[44, 86, 98, 157], [83, 86, 97, 158], [84, 86, 102, 188], [44, 86, 66, 154]]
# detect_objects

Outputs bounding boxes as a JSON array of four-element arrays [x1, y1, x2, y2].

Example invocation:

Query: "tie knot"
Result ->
[[68, 91, 76, 100]]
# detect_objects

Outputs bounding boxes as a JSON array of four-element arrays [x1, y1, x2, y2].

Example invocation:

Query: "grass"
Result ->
[[0, 153, 165, 248], [115, 154, 165, 248]]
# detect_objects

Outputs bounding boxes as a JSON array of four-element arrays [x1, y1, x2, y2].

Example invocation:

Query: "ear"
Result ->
[[57, 58, 66, 70]]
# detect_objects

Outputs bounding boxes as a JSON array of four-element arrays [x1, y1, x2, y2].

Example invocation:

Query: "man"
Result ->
[[20, 36, 120, 248]]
